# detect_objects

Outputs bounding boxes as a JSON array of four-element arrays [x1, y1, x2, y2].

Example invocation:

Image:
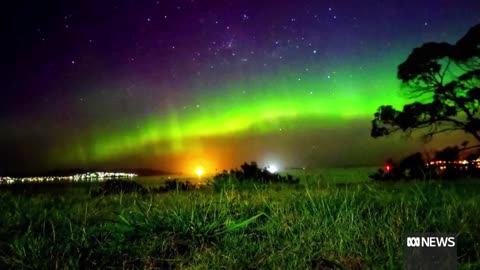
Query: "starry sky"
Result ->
[[2, 0, 480, 175]]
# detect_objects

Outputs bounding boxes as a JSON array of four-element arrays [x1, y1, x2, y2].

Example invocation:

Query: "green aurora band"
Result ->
[[55, 62, 409, 168]]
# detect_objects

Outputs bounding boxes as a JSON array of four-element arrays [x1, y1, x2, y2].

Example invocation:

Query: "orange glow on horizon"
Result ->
[[195, 167, 204, 177], [159, 146, 244, 175], [181, 154, 218, 177]]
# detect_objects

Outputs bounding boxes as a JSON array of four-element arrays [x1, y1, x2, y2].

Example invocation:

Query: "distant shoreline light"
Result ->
[[266, 164, 279, 173], [0, 172, 138, 185], [195, 167, 205, 177]]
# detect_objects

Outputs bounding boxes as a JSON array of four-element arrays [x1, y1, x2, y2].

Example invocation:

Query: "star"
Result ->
[[4, 0, 479, 176]]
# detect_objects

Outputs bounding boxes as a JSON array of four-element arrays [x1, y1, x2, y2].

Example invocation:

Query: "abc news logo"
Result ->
[[404, 233, 457, 269], [406, 236, 455, 248]]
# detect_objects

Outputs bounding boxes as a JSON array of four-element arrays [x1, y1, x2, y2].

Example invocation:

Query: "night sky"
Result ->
[[2, 0, 480, 175]]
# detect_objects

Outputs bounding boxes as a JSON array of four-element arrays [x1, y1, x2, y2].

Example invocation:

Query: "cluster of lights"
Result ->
[[427, 159, 480, 170], [428, 160, 470, 165], [0, 172, 137, 185], [385, 158, 480, 173]]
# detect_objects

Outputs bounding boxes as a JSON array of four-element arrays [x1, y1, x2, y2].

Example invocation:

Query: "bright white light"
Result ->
[[266, 164, 278, 173], [195, 167, 204, 177]]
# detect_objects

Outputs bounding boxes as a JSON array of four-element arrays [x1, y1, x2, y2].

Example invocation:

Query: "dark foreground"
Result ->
[[0, 178, 479, 269]]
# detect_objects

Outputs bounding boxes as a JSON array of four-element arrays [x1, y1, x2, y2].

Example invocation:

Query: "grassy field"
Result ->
[[0, 169, 479, 269]]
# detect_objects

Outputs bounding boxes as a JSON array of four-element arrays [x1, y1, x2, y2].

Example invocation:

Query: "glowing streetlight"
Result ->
[[195, 167, 204, 177], [266, 164, 278, 173]]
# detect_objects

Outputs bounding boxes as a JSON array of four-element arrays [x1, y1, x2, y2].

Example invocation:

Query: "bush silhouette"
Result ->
[[370, 152, 427, 181], [371, 145, 480, 180], [213, 162, 299, 190]]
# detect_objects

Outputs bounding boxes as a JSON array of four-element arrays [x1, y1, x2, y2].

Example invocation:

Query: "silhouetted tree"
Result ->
[[371, 24, 480, 145], [398, 152, 426, 179], [434, 146, 460, 161], [466, 150, 480, 161], [370, 152, 427, 181]]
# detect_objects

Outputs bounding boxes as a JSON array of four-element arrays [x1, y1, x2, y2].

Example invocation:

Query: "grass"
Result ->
[[0, 172, 479, 269]]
